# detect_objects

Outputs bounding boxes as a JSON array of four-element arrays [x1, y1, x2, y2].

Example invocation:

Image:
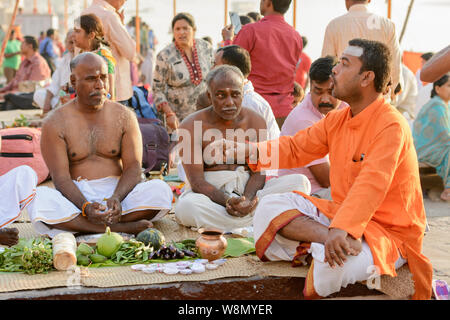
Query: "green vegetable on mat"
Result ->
[[89, 253, 107, 263], [171, 240, 198, 256], [110, 239, 153, 264], [96, 227, 124, 258], [136, 228, 165, 250], [0, 238, 53, 274], [75, 238, 200, 268], [76, 254, 91, 266], [180, 239, 197, 249], [77, 243, 94, 256]]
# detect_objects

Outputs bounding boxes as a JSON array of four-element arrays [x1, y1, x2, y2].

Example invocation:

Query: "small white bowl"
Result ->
[[206, 263, 218, 270], [212, 259, 227, 266], [180, 268, 193, 275], [131, 264, 146, 271], [191, 263, 206, 273], [163, 267, 179, 275]]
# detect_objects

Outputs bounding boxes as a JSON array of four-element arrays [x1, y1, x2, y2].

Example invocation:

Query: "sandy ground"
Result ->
[[1, 109, 449, 291]]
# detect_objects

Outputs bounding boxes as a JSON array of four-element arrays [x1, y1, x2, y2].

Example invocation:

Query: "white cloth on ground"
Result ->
[[0, 166, 37, 229], [175, 166, 311, 233], [27, 176, 173, 238], [253, 192, 407, 297]]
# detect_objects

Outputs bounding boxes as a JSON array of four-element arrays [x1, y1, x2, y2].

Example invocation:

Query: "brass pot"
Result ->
[[196, 228, 228, 261]]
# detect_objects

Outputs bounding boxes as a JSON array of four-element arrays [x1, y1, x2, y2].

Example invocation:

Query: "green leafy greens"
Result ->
[[0, 238, 54, 274]]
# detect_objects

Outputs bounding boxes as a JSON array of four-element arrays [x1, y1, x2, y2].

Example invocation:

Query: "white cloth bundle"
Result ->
[[0, 166, 37, 229]]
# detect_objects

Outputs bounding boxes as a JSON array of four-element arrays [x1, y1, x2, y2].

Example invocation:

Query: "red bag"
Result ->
[[0, 127, 50, 184]]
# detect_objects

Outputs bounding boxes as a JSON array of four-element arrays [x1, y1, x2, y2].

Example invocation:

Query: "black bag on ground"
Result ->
[[1, 93, 37, 110], [137, 118, 171, 175]]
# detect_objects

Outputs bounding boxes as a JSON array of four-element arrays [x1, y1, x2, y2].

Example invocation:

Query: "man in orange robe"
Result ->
[[219, 38, 433, 299]]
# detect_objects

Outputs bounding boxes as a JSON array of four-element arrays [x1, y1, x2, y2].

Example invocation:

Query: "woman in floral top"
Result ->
[[153, 13, 214, 130], [74, 14, 116, 100]]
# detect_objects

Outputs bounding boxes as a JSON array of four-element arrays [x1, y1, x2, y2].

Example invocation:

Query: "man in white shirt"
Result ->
[[395, 63, 418, 127], [34, 30, 75, 115]]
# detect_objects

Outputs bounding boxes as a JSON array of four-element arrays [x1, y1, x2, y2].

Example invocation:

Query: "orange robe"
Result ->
[[249, 96, 433, 300]]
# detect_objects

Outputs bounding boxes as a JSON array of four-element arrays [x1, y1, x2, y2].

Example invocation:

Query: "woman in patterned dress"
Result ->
[[413, 74, 450, 201], [73, 14, 116, 101], [152, 13, 214, 130]]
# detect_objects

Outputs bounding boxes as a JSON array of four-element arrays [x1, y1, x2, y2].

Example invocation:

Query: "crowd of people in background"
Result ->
[[0, 0, 449, 300]]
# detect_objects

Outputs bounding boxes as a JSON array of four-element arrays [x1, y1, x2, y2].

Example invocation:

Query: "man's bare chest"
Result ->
[[65, 123, 123, 162]]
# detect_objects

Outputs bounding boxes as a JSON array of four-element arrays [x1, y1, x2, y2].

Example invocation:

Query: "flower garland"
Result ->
[[175, 39, 203, 86]]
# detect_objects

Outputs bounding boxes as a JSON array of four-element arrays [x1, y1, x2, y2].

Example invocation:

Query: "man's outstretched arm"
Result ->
[[420, 45, 450, 83]]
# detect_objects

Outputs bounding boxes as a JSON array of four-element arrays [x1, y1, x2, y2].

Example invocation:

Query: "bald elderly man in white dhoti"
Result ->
[[174, 65, 310, 235], [27, 53, 173, 238]]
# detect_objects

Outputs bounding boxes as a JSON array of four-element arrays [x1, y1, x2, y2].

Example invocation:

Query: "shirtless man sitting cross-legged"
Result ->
[[27, 52, 173, 238], [174, 65, 310, 234]]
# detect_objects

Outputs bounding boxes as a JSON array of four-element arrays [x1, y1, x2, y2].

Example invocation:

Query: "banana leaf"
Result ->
[[223, 237, 255, 258]]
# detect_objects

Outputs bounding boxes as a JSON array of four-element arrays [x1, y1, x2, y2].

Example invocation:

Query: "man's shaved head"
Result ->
[[70, 52, 106, 72], [70, 52, 109, 108], [206, 65, 244, 88], [205, 65, 244, 121]]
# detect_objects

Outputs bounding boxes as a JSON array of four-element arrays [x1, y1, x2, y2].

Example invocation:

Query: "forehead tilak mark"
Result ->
[[343, 46, 364, 57]]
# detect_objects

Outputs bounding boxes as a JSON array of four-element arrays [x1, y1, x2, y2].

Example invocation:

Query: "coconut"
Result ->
[[96, 227, 123, 258]]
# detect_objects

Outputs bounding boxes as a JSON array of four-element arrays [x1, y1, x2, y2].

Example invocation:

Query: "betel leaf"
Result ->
[[223, 237, 256, 258]]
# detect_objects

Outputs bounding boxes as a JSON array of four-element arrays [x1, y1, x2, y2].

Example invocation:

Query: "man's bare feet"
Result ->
[[111, 219, 153, 235], [0, 228, 19, 247], [346, 235, 362, 256], [440, 188, 450, 202]]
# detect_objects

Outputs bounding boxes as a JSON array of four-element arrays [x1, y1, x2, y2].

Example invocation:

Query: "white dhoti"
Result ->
[[0, 166, 38, 229], [174, 166, 311, 233], [27, 177, 173, 238], [253, 192, 407, 298]]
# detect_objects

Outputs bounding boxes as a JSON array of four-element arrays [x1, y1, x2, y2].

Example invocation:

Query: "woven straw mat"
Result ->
[[1, 214, 414, 297]]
